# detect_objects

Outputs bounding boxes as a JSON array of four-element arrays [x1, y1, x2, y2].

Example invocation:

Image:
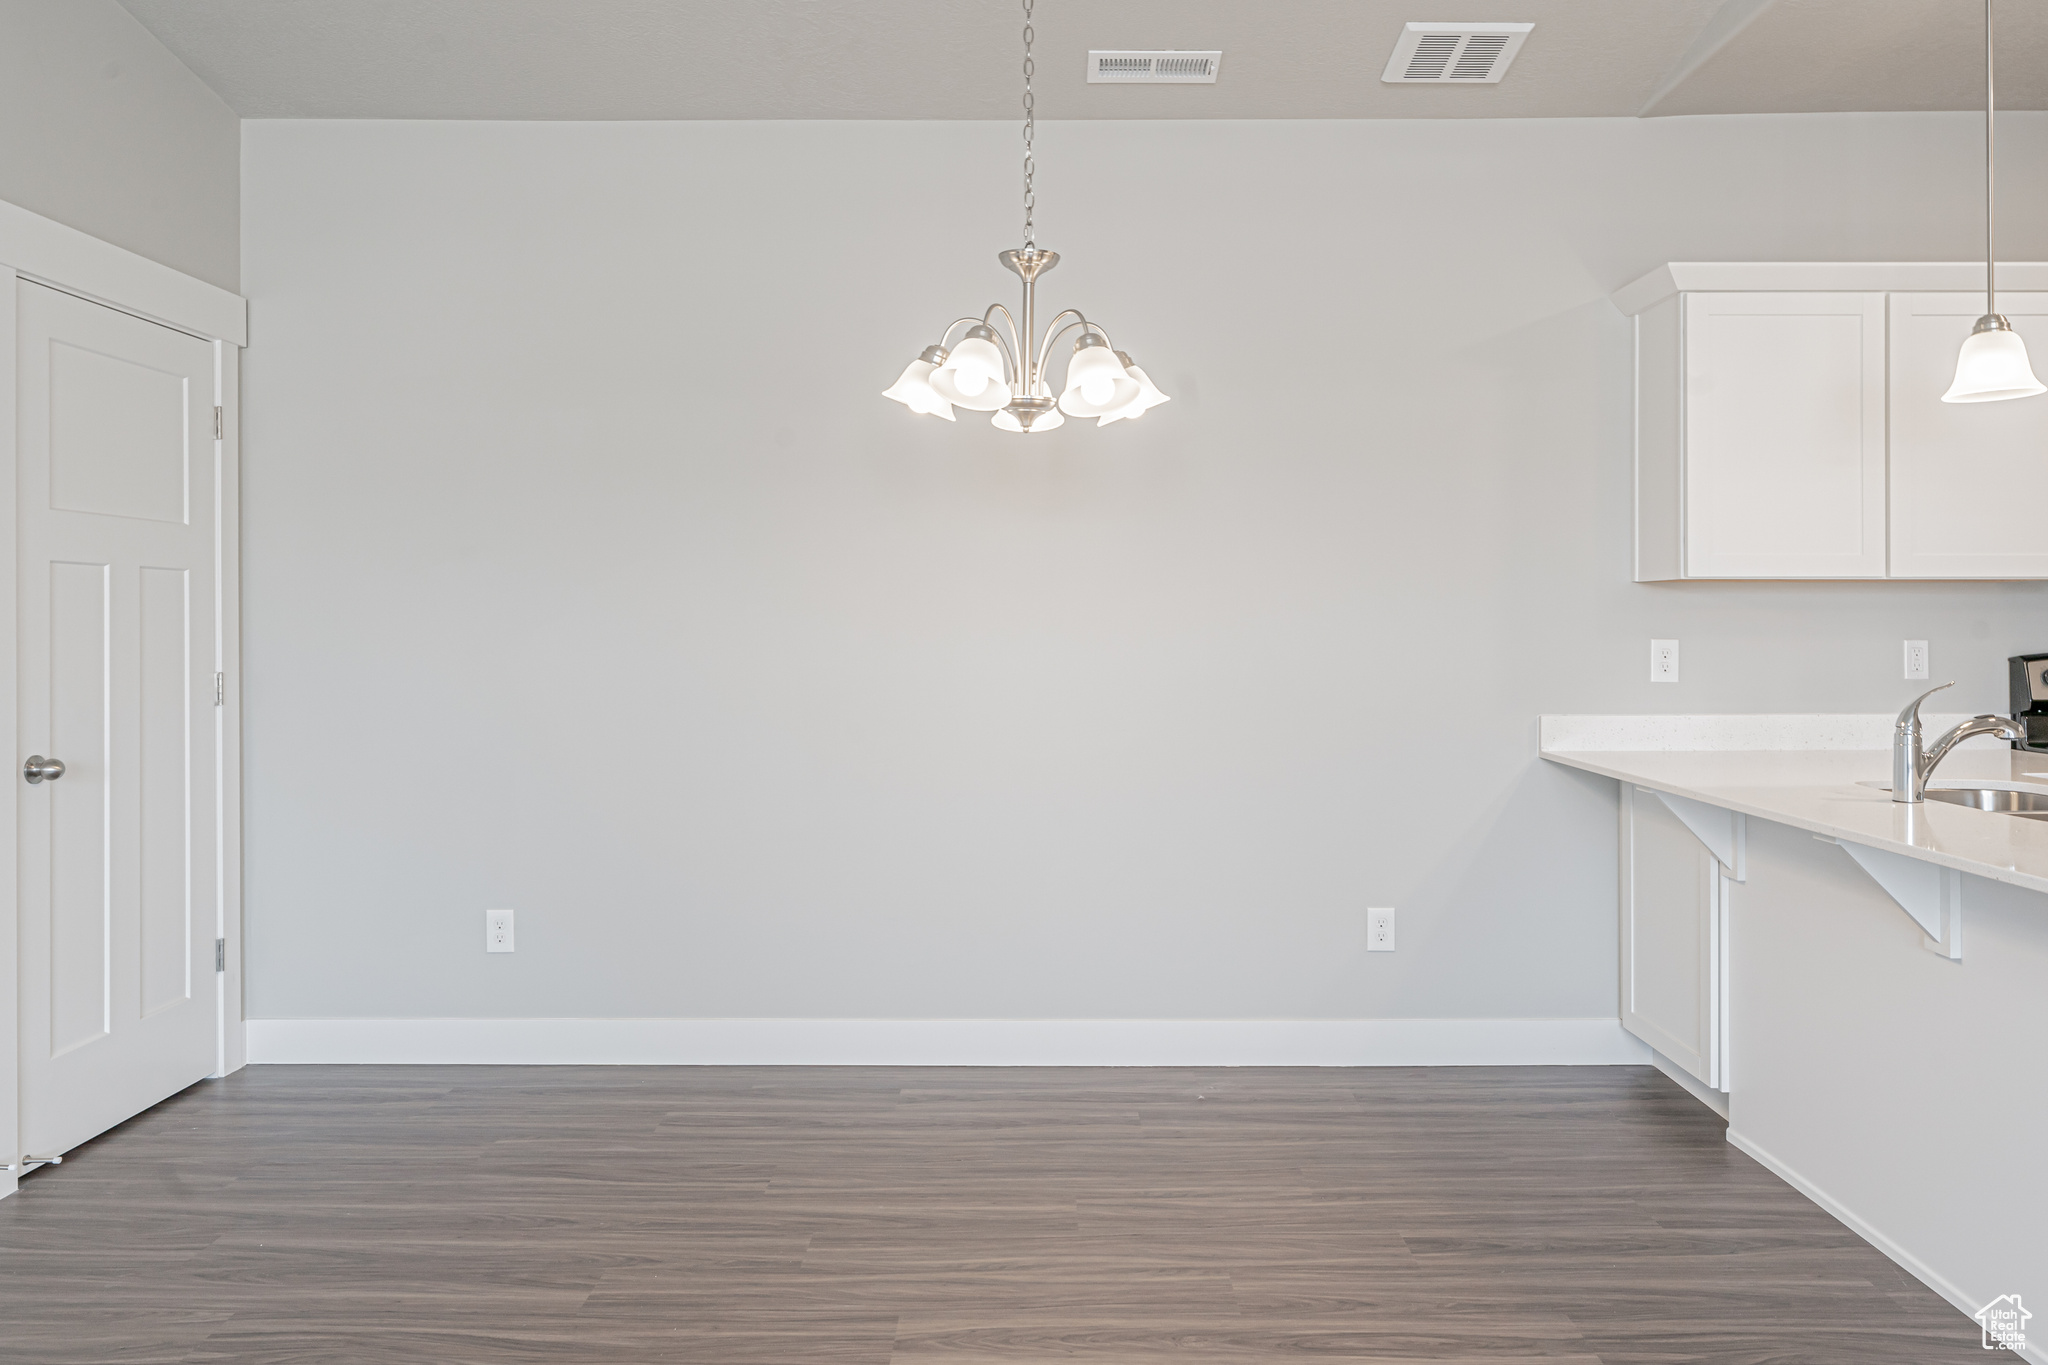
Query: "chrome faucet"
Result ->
[[1892, 682, 2025, 803]]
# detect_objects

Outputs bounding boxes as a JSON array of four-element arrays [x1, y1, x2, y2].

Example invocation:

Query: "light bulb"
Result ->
[[1081, 376, 1114, 406], [1943, 321, 2047, 403], [930, 332, 1010, 411]]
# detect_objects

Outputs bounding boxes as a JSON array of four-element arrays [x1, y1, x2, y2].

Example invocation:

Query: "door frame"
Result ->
[[0, 200, 247, 1200]]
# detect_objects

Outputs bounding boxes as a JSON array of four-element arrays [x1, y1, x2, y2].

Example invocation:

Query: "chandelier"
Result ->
[[882, 0, 1169, 434]]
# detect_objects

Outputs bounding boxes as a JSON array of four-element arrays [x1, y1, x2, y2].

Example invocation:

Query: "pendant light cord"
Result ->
[[1022, 0, 1035, 251], [1986, 0, 1997, 316]]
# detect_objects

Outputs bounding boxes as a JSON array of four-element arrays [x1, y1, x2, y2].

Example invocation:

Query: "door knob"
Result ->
[[23, 756, 64, 784]]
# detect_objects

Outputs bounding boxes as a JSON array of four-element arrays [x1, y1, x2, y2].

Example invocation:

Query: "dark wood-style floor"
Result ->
[[0, 1064, 1981, 1363]]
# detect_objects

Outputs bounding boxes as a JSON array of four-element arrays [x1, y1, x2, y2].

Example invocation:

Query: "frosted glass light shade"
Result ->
[[995, 403, 1064, 435], [881, 358, 956, 419], [930, 335, 1010, 410], [992, 405, 1064, 433], [1096, 361, 1170, 426], [1057, 340, 1140, 418], [1943, 324, 2047, 403]]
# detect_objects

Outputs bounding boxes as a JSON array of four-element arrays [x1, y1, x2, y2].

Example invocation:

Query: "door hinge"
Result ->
[[215, 938, 226, 972], [213, 405, 224, 440], [215, 672, 224, 706]]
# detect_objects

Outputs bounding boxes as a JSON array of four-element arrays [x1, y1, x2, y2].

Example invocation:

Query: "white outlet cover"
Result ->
[[487, 908, 515, 953], [1367, 907, 1396, 952], [1650, 639, 1679, 683], [1904, 640, 1929, 680]]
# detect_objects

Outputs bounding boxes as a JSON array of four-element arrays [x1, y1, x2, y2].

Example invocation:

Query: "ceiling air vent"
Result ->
[[1381, 23, 1533, 83], [1088, 51, 1222, 84]]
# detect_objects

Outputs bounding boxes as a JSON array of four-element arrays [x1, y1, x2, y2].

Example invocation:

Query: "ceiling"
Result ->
[[115, 0, 2048, 121]]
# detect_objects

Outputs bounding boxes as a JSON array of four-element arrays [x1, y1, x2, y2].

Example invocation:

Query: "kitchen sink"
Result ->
[[1922, 787, 2048, 818]]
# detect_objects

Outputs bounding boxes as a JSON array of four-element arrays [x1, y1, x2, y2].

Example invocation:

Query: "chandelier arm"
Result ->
[[937, 317, 990, 347], [1034, 317, 1086, 383], [1033, 312, 1113, 384], [983, 303, 1025, 385]]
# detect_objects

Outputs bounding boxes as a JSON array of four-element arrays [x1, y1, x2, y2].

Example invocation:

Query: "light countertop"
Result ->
[[1541, 715, 2048, 897]]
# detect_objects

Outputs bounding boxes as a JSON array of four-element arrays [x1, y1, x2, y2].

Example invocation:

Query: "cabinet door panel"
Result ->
[[1683, 292, 1887, 579], [1621, 787, 1713, 1083], [1889, 292, 2048, 579]]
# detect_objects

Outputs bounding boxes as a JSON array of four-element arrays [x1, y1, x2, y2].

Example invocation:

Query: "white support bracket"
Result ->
[[1652, 790, 1746, 882], [1819, 837, 1964, 960]]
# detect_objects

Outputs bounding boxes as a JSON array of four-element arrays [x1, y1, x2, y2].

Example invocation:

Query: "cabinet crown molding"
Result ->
[[1612, 262, 2048, 317]]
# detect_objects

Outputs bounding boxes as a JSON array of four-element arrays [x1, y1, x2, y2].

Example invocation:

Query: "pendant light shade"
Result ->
[[1947, 0, 2045, 403], [1096, 353, 1171, 425], [929, 329, 1010, 410], [1943, 319, 2047, 403], [1057, 337, 1140, 418], [992, 404, 1064, 434], [881, 348, 957, 419]]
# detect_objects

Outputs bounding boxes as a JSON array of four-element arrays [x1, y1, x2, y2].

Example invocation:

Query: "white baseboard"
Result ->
[[246, 1016, 1650, 1068], [1728, 1128, 2043, 1365]]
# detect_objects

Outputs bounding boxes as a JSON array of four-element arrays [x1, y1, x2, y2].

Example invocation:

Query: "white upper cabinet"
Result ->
[[1619, 264, 2048, 581], [1889, 292, 2048, 578], [1682, 292, 1887, 579]]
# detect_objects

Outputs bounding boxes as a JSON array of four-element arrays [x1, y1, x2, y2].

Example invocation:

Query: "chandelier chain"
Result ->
[[1022, 0, 1035, 250]]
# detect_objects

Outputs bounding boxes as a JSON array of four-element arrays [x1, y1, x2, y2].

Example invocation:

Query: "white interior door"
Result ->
[[16, 280, 217, 1163]]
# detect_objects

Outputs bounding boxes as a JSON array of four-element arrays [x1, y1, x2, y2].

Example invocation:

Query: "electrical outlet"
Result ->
[[1650, 639, 1679, 683], [486, 908, 515, 953], [1367, 907, 1396, 952], [1904, 640, 1929, 680]]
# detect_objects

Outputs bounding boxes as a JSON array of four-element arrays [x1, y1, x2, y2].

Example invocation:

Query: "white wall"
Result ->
[[240, 115, 2048, 1030], [0, 0, 238, 290]]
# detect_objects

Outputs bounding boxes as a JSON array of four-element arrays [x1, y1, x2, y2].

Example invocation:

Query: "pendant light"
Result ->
[[881, 0, 1168, 434], [1943, 0, 2046, 403]]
